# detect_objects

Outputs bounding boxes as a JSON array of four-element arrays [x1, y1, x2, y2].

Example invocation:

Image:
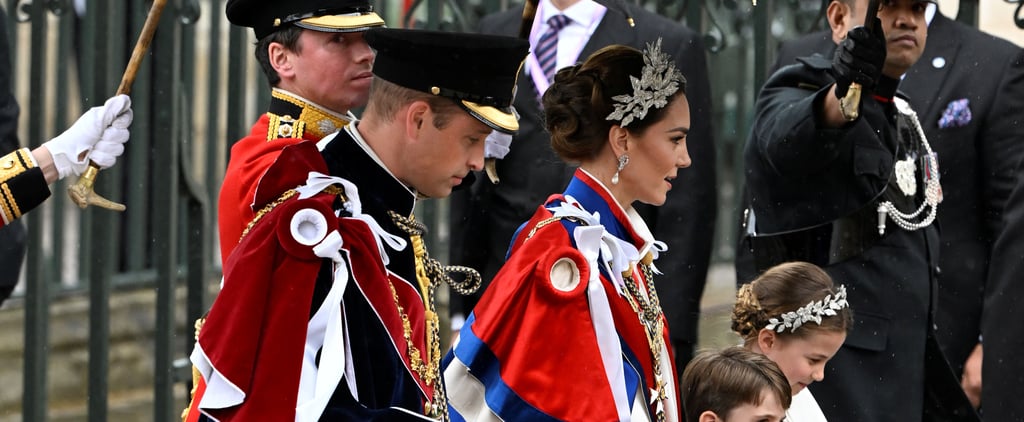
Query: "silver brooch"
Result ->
[[605, 38, 684, 127], [895, 157, 917, 196]]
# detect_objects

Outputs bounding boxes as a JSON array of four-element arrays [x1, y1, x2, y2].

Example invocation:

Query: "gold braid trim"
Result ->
[[267, 89, 352, 141], [239, 189, 298, 243], [1, 184, 20, 223], [181, 317, 206, 422], [0, 148, 35, 183], [237, 185, 345, 244], [523, 215, 586, 241], [0, 149, 36, 222]]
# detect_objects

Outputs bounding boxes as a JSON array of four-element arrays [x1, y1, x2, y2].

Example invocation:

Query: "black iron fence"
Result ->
[[3, 0, 1018, 420]]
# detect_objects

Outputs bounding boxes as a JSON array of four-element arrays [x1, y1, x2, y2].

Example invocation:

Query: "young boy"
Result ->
[[682, 346, 792, 422]]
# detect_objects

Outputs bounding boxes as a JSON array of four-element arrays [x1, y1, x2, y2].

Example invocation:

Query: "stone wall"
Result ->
[[0, 286, 193, 422]]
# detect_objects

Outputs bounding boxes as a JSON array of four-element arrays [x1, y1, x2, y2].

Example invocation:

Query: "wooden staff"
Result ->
[[68, 0, 168, 211]]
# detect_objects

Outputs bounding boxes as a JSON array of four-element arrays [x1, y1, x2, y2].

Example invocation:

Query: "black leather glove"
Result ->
[[832, 18, 886, 99]]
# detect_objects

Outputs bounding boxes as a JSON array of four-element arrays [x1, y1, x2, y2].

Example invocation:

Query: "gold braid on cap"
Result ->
[[605, 38, 684, 127]]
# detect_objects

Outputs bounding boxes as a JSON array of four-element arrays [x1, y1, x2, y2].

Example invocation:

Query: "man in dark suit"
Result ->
[[981, 155, 1024, 421], [449, 0, 716, 369], [0, 5, 25, 306], [742, 0, 980, 419], [759, 5, 1024, 409]]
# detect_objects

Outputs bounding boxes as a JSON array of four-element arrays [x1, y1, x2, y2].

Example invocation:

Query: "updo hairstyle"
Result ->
[[731, 262, 852, 344], [542, 44, 687, 163]]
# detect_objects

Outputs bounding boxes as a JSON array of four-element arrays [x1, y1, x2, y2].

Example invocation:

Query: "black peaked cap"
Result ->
[[226, 0, 383, 39], [364, 28, 530, 133]]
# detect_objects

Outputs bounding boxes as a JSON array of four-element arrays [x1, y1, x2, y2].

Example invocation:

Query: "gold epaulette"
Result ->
[[266, 89, 352, 141], [1, 148, 40, 223]]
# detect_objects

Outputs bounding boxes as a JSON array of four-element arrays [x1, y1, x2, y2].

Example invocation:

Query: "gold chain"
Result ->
[[238, 185, 345, 243], [386, 211, 451, 421], [622, 260, 668, 422], [524, 215, 585, 241], [523, 212, 667, 419]]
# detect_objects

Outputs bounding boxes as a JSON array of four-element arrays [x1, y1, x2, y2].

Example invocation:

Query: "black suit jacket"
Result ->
[[0, 5, 25, 304], [982, 155, 1024, 421], [449, 2, 717, 355], [742, 14, 1024, 376], [744, 52, 979, 422]]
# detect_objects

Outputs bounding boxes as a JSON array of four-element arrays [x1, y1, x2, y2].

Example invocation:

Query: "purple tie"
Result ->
[[535, 14, 572, 82]]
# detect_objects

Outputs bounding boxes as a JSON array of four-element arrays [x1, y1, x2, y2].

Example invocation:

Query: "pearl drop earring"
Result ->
[[612, 154, 629, 185]]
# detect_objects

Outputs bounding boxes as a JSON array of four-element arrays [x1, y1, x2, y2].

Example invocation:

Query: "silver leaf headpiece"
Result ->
[[765, 285, 849, 333], [605, 38, 684, 127]]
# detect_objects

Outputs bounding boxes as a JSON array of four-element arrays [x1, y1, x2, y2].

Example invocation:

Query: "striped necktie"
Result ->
[[535, 14, 572, 82]]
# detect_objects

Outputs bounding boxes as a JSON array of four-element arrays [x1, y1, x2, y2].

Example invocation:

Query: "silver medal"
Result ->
[[895, 157, 917, 196]]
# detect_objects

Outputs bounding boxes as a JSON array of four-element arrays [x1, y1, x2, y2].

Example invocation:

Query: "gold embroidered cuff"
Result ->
[[1, 148, 47, 224]]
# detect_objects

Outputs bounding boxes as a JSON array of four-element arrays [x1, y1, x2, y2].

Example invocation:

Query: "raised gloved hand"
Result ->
[[832, 18, 886, 99], [45, 94, 133, 179]]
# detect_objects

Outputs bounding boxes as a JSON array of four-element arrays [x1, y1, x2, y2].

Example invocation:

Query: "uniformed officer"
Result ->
[[217, 0, 384, 264], [189, 28, 529, 421], [741, 0, 977, 420]]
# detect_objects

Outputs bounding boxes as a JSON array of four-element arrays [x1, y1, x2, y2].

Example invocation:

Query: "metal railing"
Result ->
[[7, 0, 255, 419], [4, 0, 1016, 420]]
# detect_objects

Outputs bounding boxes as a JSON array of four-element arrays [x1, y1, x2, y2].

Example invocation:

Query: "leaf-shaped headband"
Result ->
[[765, 285, 850, 333], [605, 38, 684, 127]]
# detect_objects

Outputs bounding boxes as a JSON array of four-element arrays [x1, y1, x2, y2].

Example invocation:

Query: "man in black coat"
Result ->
[[982, 155, 1024, 421], [449, 0, 716, 369], [742, 0, 978, 420], [0, 5, 25, 306], [757, 6, 1024, 409]]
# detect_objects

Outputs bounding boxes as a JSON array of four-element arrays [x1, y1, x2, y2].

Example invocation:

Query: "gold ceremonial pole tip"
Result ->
[[67, 165, 127, 211]]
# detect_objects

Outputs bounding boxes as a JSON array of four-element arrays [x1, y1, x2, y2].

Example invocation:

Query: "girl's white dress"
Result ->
[[786, 388, 827, 422]]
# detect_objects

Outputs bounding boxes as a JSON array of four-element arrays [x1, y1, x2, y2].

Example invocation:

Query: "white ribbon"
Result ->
[[295, 172, 407, 264], [297, 230, 349, 421], [548, 196, 641, 295], [648, 240, 668, 275], [546, 196, 601, 225], [574, 225, 632, 421], [296, 172, 347, 200], [351, 213, 407, 266]]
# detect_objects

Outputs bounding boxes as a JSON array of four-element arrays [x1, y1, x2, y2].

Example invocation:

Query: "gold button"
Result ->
[[430, 87, 440, 95], [1, 160, 13, 170]]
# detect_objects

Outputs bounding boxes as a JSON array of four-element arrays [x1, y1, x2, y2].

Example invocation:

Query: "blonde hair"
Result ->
[[364, 78, 462, 128]]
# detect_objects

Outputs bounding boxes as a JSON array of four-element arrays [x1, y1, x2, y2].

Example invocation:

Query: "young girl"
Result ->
[[731, 261, 852, 421], [681, 346, 791, 422], [443, 40, 691, 421]]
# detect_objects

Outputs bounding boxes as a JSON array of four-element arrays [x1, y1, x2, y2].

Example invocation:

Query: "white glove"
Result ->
[[46, 94, 133, 179], [484, 106, 519, 160], [484, 130, 513, 159]]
